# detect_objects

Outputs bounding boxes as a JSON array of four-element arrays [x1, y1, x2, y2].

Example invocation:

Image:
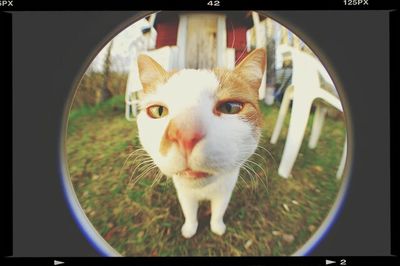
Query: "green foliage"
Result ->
[[68, 95, 125, 134], [72, 71, 128, 109]]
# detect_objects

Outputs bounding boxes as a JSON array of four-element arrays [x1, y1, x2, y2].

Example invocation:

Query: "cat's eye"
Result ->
[[147, 105, 169, 119], [216, 101, 244, 115]]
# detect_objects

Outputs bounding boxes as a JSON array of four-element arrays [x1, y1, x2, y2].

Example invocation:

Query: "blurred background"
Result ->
[[73, 11, 335, 110]]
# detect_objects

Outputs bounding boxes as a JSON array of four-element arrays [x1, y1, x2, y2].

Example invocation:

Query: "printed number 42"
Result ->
[[207, 1, 220, 6]]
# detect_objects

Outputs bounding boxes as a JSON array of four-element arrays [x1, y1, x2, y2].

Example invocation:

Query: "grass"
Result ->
[[65, 95, 346, 256]]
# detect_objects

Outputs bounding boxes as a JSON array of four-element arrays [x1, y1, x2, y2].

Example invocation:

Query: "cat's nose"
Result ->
[[166, 118, 205, 155]]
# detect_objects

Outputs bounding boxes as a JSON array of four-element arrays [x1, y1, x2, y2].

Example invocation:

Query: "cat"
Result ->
[[136, 48, 266, 238]]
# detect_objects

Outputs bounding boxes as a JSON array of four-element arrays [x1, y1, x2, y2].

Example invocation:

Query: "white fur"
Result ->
[[136, 69, 260, 238]]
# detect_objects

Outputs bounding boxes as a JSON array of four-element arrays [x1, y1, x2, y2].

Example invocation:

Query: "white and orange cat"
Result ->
[[136, 48, 266, 238]]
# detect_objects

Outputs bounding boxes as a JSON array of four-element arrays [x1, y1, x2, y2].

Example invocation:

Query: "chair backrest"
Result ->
[[276, 45, 342, 111], [287, 47, 321, 92], [277, 45, 333, 90]]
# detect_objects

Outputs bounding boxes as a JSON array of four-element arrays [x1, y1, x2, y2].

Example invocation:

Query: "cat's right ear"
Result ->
[[233, 48, 266, 92], [137, 54, 168, 93]]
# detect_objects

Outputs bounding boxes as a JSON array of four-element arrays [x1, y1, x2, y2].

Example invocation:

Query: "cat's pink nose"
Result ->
[[167, 119, 205, 155]]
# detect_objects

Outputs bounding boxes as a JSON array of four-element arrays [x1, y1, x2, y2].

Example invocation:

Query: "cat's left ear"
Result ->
[[137, 54, 169, 93], [234, 48, 266, 91]]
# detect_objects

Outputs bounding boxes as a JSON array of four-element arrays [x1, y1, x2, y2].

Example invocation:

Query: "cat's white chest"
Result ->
[[171, 170, 240, 238], [172, 170, 239, 201]]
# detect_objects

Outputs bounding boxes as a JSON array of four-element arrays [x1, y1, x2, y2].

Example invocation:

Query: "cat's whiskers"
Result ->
[[119, 149, 158, 190], [122, 148, 149, 167], [127, 156, 149, 174], [241, 142, 278, 171], [256, 144, 279, 171], [245, 159, 269, 192], [240, 163, 258, 192], [250, 151, 269, 166], [128, 151, 152, 166], [130, 164, 158, 187], [129, 158, 156, 184], [245, 163, 262, 191], [136, 158, 158, 172], [140, 166, 159, 185], [234, 44, 250, 67], [129, 156, 153, 174], [118, 146, 168, 190], [235, 174, 246, 191], [118, 148, 148, 178], [150, 170, 165, 188], [238, 174, 249, 189], [233, 143, 271, 192], [135, 165, 157, 183]]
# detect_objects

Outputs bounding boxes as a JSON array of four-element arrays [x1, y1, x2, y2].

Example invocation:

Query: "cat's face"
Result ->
[[136, 49, 266, 183]]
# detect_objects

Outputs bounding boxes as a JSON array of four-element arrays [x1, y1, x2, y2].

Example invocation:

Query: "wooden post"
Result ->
[[293, 35, 301, 50], [251, 12, 267, 100], [217, 15, 227, 67], [251, 12, 263, 48], [264, 18, 276, 105], [177, 15, 188, 69], [280, 26, 289, 45]]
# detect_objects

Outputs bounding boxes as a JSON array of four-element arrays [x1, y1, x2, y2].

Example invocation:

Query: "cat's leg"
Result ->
[[210, 192, 232, 236], [210, 172, 238, 236], [176, 191, 199, 238]]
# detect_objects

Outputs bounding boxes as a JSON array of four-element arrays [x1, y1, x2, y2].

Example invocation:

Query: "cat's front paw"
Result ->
[[181, 221, 198, 239], [211, 220, 226, 236]]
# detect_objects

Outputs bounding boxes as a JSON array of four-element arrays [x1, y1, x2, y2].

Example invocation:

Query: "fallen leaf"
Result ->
[[244, 239, 253, 250], [312, 165, 324, 172], [104, 227, 118, 241], [308, 225, 316, 232], [137, 231, 144, 239], [272, 231, 282, 236], [282, 234, 295, 244], [282, 203, 290, 212]]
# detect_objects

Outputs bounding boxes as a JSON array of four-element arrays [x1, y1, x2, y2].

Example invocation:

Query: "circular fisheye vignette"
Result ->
[[60, 161, 120, 256], [57, 11, 158, 257], [294, 156, 352, 256], [257, 11, 353, 256], [59, 10, 353, 256]]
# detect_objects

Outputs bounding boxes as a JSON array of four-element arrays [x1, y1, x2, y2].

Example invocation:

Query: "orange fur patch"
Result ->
[[213, 68, 263, 129], [213, 48, 265, 130], [160, 122, 173, 156]]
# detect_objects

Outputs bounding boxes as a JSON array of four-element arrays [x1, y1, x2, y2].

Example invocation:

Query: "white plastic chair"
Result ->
[[270, 45, 347, 179], [125, 46, 178, 121]]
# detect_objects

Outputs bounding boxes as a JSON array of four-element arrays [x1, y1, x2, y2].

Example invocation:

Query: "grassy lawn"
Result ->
[[65, 95, 346, 256]]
